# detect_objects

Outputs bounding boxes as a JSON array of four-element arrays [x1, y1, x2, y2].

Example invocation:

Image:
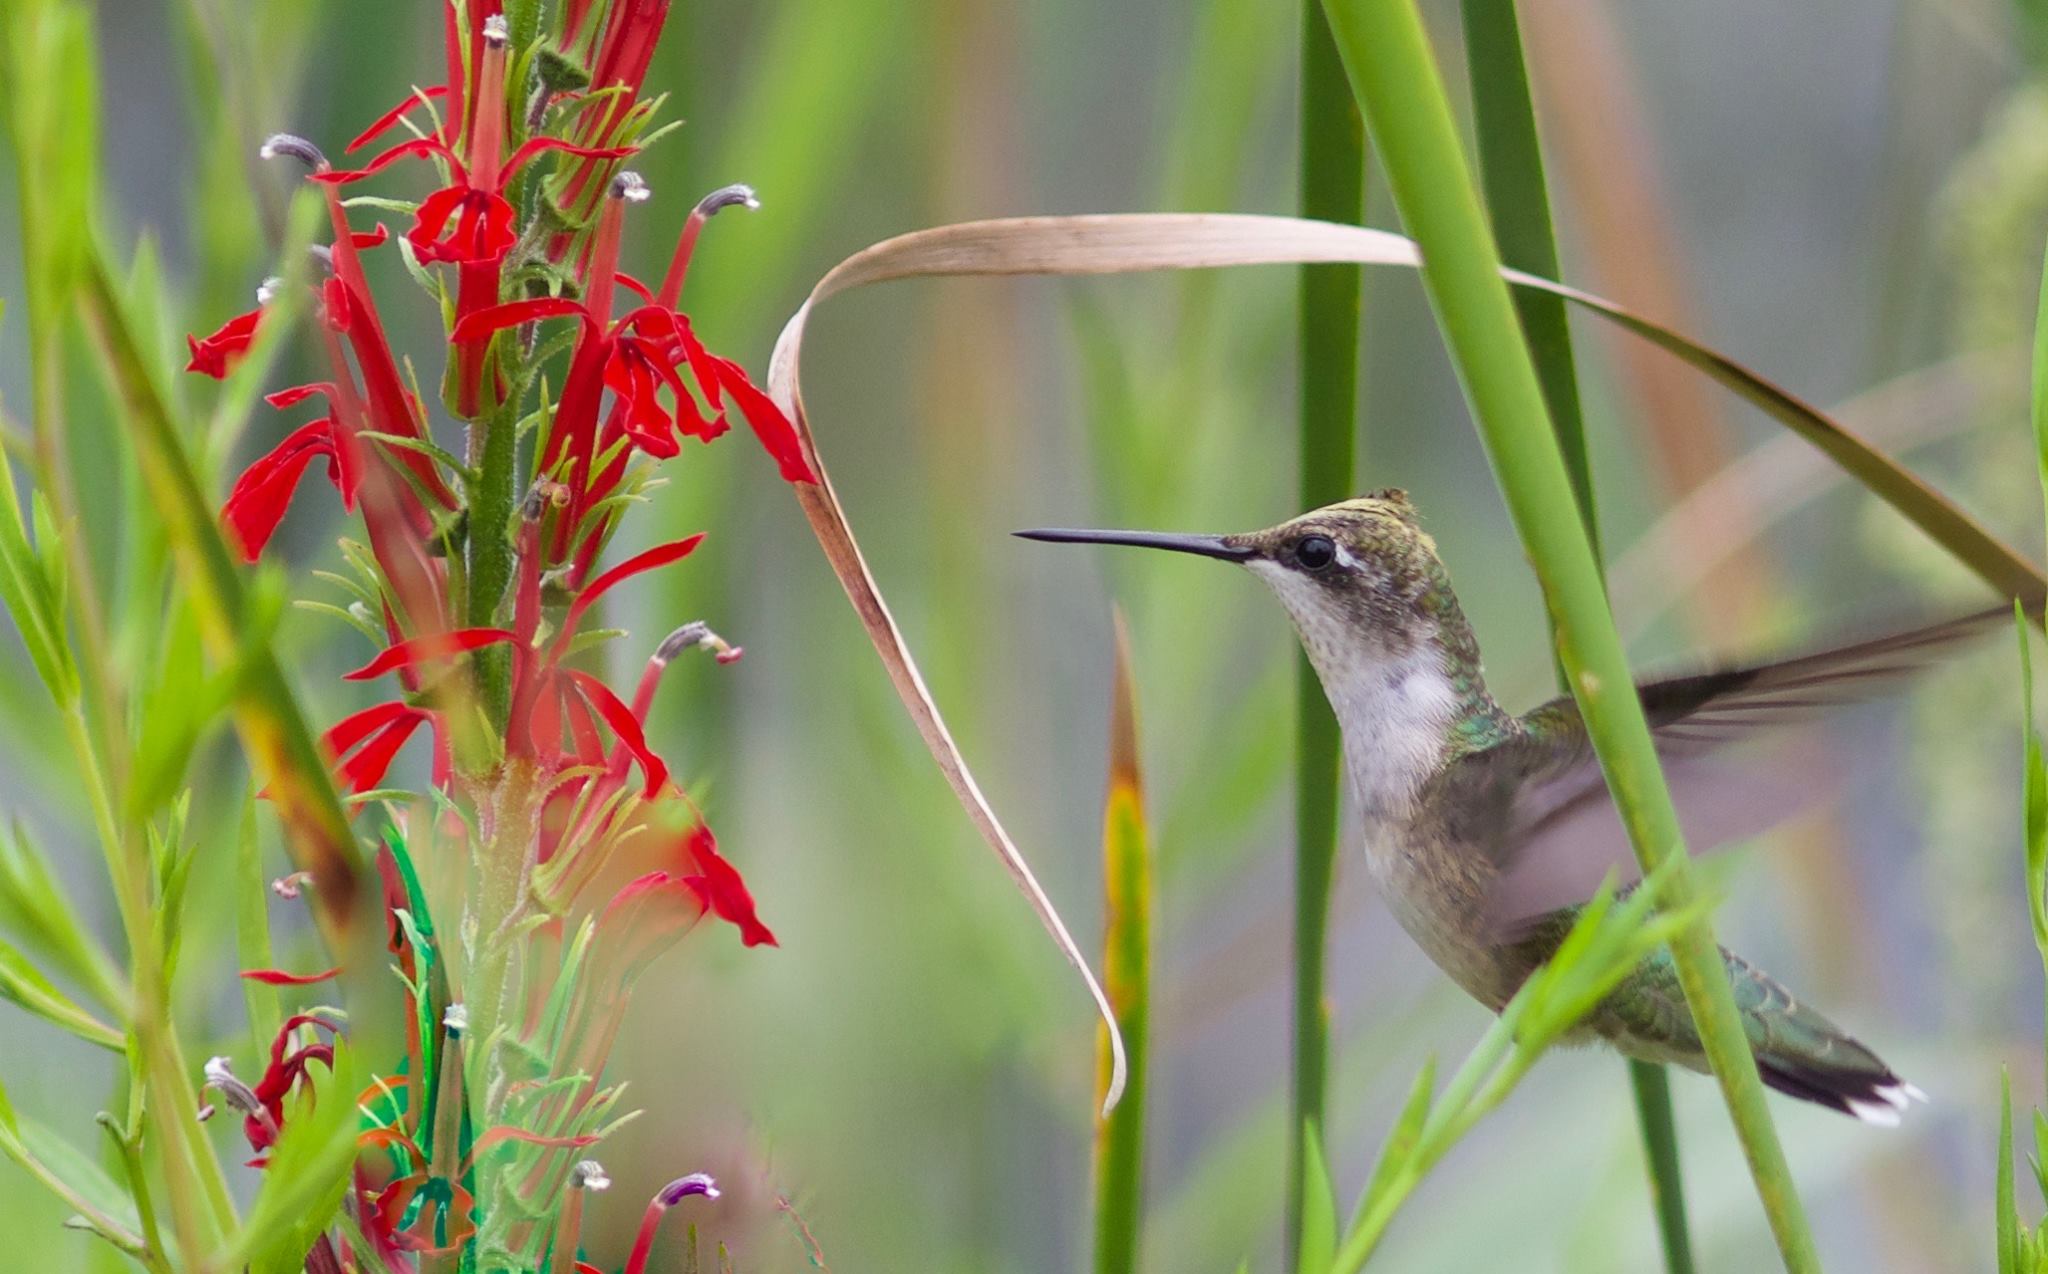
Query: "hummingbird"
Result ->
[[1020, 490, 1998, 1123]]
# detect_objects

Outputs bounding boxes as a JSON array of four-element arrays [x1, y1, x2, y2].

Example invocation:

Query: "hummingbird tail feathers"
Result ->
[[1603, 947, 1923, 1123], [1730, 951, 1924, 1125], [1755, 1053, 1924, 1126]]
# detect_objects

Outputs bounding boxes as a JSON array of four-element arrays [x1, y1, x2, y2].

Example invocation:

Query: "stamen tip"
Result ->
[[570, 1159, 612, 1191], [696, 183, 759, 218], [656, 1172, 719, 1206], [612, 170, 652, 203], [259, 132, 328, 171], [482, 13, 510, 44]]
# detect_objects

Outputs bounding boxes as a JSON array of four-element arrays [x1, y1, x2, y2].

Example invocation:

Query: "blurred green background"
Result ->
[[5, 0, 2048, 1268]]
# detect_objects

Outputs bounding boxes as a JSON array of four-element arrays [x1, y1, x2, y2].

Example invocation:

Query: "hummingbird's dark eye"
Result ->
[[1294, 535, 1337, 571]]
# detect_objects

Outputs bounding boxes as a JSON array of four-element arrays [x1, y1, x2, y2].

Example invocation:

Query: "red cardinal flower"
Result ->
[[219, 384, 363, 560], [318, 132, 632, 268], [320, 699, 449, 794], [185, 304, 264, 379], [454, 178, 812, 577]]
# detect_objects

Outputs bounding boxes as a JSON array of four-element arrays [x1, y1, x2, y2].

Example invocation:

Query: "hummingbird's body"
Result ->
[[1023, 492, 1971, 1123]]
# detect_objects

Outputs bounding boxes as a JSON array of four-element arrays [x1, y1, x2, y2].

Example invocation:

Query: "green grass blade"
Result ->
[[1289, 2, 1365, 1262], [1093, 615, 1153, 1274], [1460, 7, 1692, 1269], [1313, 1, 1820, 1268], [1461, 0, 1594, 532], [1295, 1121, 1339, 1274]]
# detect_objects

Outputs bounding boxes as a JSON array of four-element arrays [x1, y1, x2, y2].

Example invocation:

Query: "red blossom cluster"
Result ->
[[180, 0, 802, 1265]]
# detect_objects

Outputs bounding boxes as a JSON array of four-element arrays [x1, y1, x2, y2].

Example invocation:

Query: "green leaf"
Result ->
[[0, 934, 121, 1049], [1093, 615, 1151, 1274], [128, 596, 230, 819], [0, 462, 77, 706], [1352, 1054, 1435, 1231], [21, 1117, 140, 1237], [235, 793, 281, 1050], [1295, 1121, 1339, 1274], [0, 820, 123, 1013], [0, 1070, 144, 1256]]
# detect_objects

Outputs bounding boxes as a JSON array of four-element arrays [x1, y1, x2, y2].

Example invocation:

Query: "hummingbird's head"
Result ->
[[1019, 490, 1455, 670]]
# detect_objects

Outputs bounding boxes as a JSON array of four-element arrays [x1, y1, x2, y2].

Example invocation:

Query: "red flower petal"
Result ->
[[408, 186, 516, 266], [349, 223, 392, 250], [264, 382, 339, 411], [337, 714, 430, 794], [320, 700, 417, 757], [680, 824, 777, 947], [346, 85, 451, 154], [344, 628, 514, 681], [708, 353, 816, 483], [312, 135, 466, 186], [561, 535, 705, 640], [616, 271, 657, 305], [450, 296, 596, 342], [567, 670, 668, 797], [185, 308, 264, 379], [498, 138, 637, 187], [220, 420, 341, 560], [240, 966, 343, 986]]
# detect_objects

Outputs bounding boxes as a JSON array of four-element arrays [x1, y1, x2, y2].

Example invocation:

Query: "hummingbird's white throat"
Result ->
[[1245, 559, 1460, 819]]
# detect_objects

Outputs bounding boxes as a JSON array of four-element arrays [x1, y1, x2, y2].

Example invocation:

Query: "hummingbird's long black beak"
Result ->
[[1014, 527, 1256, 562]]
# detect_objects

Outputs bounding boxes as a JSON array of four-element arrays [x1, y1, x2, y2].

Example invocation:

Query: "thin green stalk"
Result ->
[[1317, 2, 1820, 1270], [60, 708, 232, 1260], [1458, 5, 1693, 1269], [467, 397, 521, 723], [1628, 1062, 1695, 1273], [1289, 3, 1364, 1265]]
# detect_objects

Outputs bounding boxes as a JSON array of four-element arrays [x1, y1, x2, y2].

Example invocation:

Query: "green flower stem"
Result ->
[[1289, 2, 1365, 1264], [1457, 5, 1694, 1269], [1316, 2, 1821, 1269], [466, 395, 521, 724]]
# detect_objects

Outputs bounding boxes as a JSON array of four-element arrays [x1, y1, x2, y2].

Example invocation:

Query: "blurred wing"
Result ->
[[1478, 606, 2005, 934]]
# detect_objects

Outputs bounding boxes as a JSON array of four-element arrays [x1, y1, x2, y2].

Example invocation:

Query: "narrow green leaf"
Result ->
[[0, 935, 122, 1049], [1289, 5, 1364, 1262], [0, 820, 123, 1013], [1351, 1054, 1435, 1231], [1295, 1121, 1339, 1274], [2002, 1069, 2020, 1274], [1093, 614, 1152, 1274], [235, 793, 281, 1052]]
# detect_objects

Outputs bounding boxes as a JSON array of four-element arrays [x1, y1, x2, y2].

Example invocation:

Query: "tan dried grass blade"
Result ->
[[765, 212, 2044, 1116]]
